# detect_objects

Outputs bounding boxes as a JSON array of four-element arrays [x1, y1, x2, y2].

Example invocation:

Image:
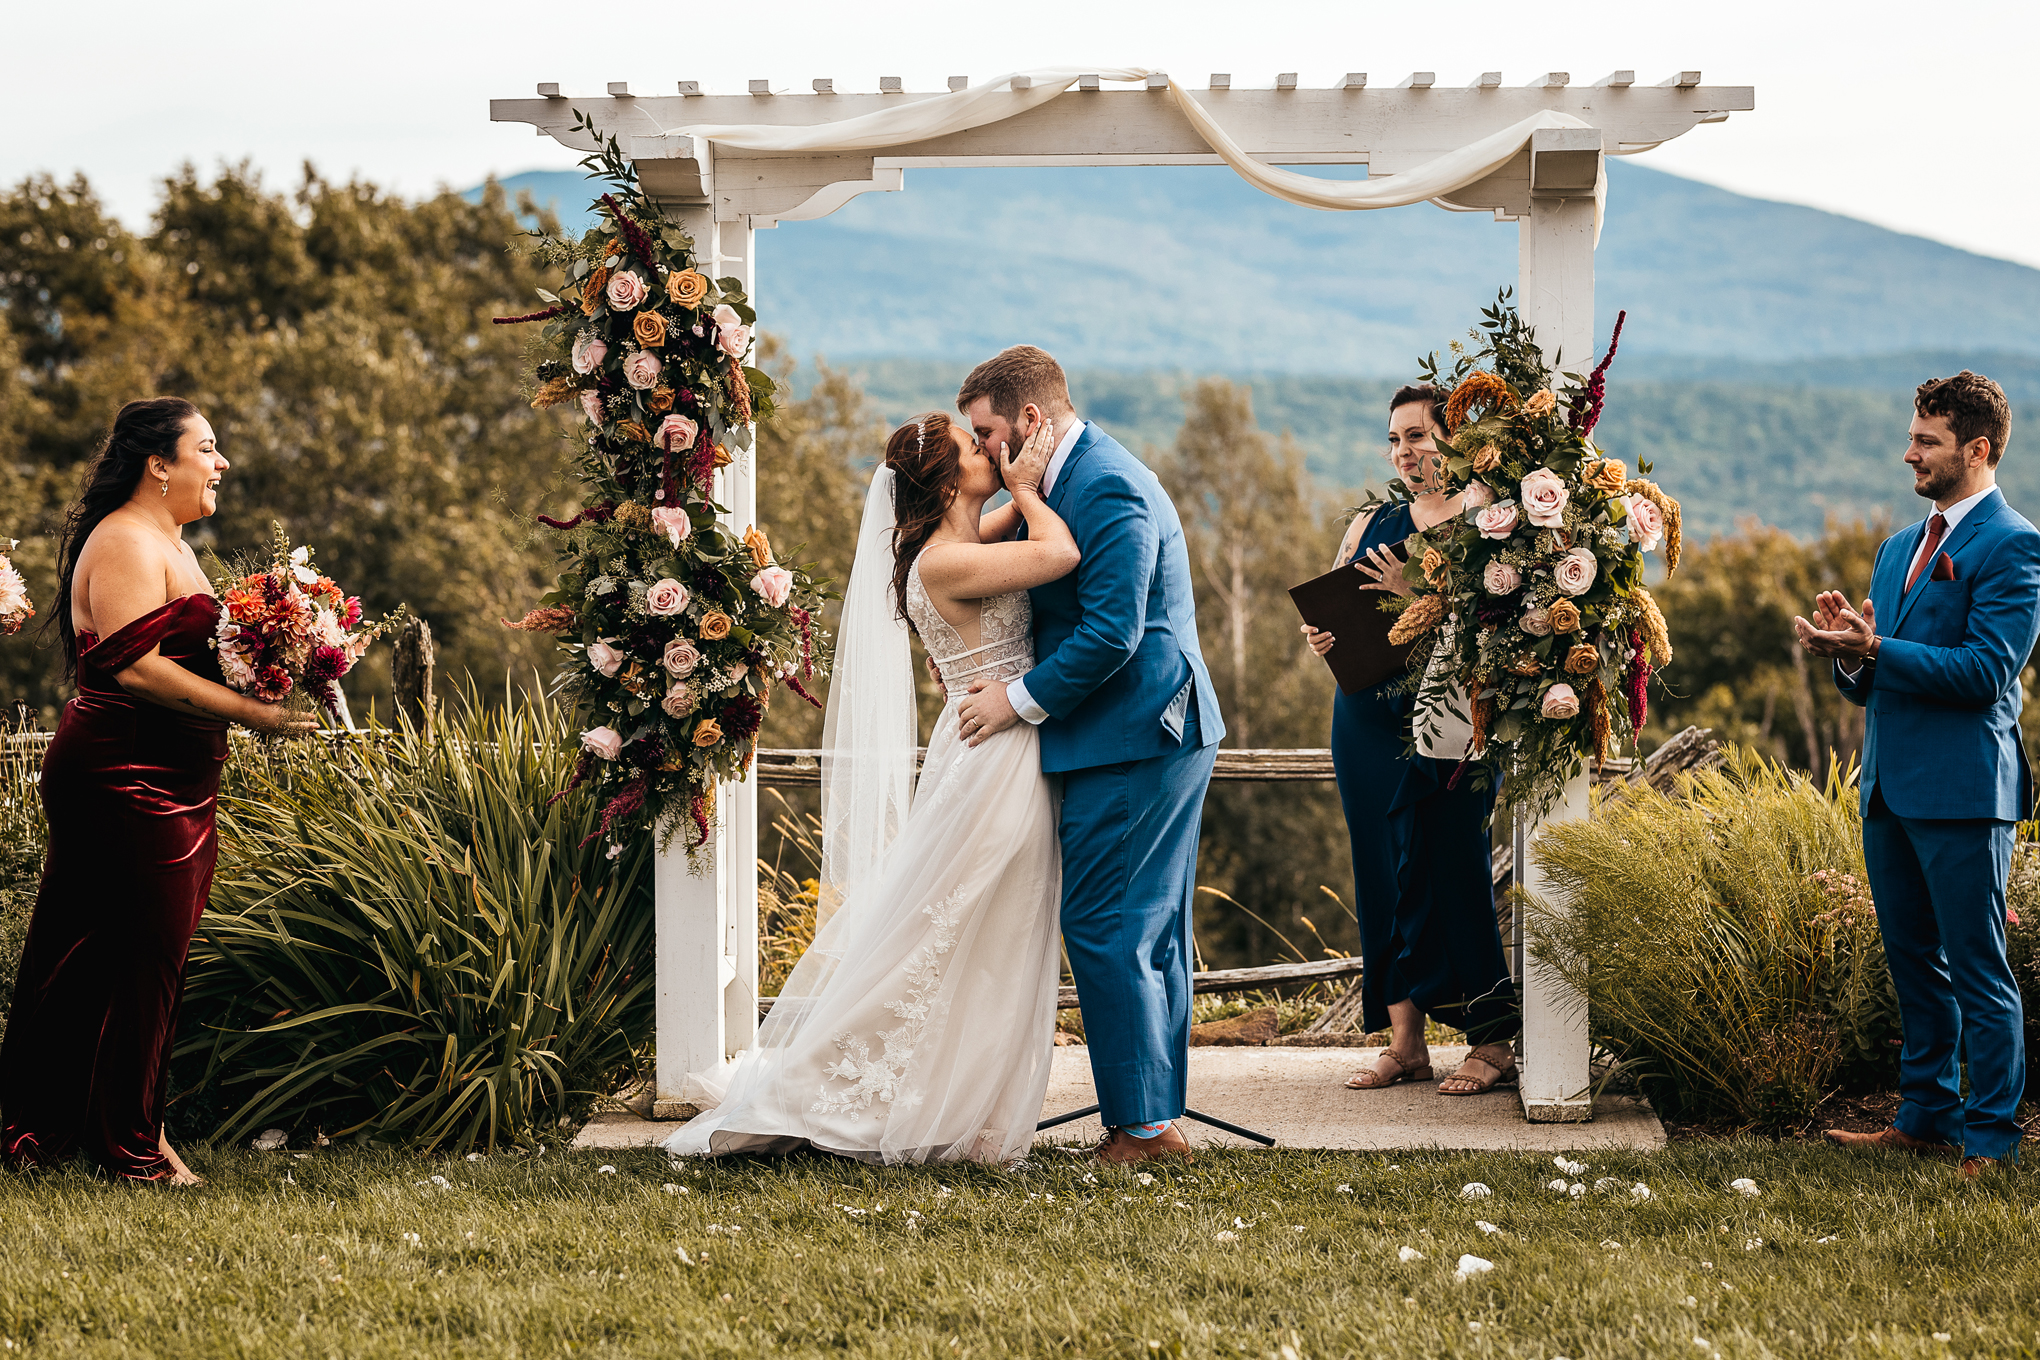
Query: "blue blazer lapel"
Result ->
[[1890, 489, 2003, 634], [1046, 422, 1104, 516]]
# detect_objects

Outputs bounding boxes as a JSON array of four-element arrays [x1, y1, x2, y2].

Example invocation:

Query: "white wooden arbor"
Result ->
[[492, 69, 1752, 1124]]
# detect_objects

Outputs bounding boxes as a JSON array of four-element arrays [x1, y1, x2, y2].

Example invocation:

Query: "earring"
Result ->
[[160, 478, 170, 498]]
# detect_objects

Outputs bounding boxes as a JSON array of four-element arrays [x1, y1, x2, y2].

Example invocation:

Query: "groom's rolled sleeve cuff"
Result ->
[[1007, 678, 1049, 725]]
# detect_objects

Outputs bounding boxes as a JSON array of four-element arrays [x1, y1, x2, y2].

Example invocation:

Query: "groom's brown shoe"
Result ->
[[1823, 1125, 1958, 1159], [1093, 1123, 1195, 1166]]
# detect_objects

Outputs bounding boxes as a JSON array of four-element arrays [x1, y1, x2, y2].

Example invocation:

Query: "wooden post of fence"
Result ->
[[391, 615, 436, 741]]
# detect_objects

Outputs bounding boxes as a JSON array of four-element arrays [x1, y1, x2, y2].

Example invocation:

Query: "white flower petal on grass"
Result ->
[[1398, 1246, 1425, 1263], [1460, 1183, 1493, 1199], [1336, 1184, 1353, 1194], [1744, 1237, 1763, 1252], [429, 1175, 451, 1189], [1933, 1334, 1953, 1343], [1729, 1178, 1760, 1197], [1233, 1217, 1254, 1230], [401, 1232, 421, 1245], [1454, 1254, 1495, 1280], [1468, 1321, 1482, 1332], [1475, 1221, 1502, 1235], [1547, 1179, 1570, 1192], [1631, 1183, 1653, 1200], [663, 1183, 685, 1195], [1701, 1261, 1713, 1269], [1214, 1231, 1239, 1243], [597, 1165, 617, 1175], [1554, 1156, 1587, 1176], [1594, 1177, 1622, 1193], [1601, 1239, 1623, 1250], [1569, 1183, 1587, 1199], [1292, 1226, 1307, 1233], [1693, 1338, 1711, 1349], [1136, 1173, 1155, 1187], [1174, 1200, 1191, 1209], [675, 1246, 695, 1265], [1814, 1235, 1839, 1244]]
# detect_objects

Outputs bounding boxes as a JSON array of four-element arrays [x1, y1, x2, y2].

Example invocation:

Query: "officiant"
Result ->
[[1302, 384, 1520, 1097]]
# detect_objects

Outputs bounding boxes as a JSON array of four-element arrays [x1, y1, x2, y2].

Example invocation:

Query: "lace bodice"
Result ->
[[905, 559, 1033, 698]]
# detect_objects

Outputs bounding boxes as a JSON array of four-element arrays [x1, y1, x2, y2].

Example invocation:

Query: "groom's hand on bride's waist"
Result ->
[[958, 679, 1021, 746]]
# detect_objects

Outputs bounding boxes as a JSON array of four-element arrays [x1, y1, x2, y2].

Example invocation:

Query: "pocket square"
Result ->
[[1931, 551, 1957, 582]]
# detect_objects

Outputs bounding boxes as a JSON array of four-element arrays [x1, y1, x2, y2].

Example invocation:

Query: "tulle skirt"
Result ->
[[663, 699, 1062, 1164]]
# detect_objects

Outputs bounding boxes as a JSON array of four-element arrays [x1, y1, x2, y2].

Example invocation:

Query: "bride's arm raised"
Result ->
[[917, 424, 1079, 598]]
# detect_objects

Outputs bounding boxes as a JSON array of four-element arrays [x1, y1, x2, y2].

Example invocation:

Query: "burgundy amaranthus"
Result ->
[[601, 194, 659, 267], [1627, 628, 1650, 731], [583, 774, 649, 848], [1570, 308, 1627, 437], [687, 789, 713, 848], [493, 305, 571, 325]]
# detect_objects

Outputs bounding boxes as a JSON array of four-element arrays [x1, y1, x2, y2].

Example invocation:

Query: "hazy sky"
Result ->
[[7, 0, 2033, 267]]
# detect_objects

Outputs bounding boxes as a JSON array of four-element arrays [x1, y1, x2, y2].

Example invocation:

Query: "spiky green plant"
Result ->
[[1525, 747, 1898, 1127], [170, 683, 655, 1152]]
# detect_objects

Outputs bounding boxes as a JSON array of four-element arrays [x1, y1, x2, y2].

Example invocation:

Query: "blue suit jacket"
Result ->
[[1835, 487, 2040, 821], [1022, 421, 1224, 774]]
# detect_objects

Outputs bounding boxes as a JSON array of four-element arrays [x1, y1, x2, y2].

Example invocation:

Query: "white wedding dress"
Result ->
[[662, 559, 1063, 1164]]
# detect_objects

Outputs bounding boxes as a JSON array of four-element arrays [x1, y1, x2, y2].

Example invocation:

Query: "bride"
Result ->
[[664, 410, 1075, 1164]]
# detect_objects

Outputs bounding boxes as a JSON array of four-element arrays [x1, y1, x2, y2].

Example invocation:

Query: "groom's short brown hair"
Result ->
[[957, 345, 1073, 421], [1916, 370, 2011, 466]]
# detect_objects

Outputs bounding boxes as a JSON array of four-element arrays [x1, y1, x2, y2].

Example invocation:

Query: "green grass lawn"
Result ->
[[0, 1142, 2034, 1358]]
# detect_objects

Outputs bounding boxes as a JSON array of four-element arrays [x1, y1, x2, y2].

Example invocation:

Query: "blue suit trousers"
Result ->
[[1863, 790, 2024, 1160], [1057, 705, 1215, 1128]]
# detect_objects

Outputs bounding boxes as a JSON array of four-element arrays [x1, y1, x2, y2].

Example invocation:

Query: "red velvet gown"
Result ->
[[0, 594, 230, 1180]]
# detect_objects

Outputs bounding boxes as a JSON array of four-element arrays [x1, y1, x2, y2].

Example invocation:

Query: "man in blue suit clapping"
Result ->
[[1795, 370, 2039, 1176], [954, 346, 1224, 1165]]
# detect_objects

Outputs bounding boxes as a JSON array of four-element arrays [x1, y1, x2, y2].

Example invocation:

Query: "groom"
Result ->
[[954, 345, 1223, 1164]]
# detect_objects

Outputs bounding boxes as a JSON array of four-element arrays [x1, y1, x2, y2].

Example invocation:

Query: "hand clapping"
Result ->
[[1792, 590, 1879, 661]]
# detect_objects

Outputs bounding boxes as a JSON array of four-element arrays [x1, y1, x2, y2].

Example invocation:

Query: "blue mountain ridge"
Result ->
[[477, 161, 2040, 376]]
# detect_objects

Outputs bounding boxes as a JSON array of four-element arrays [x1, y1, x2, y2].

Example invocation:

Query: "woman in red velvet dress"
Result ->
[[0, 398, 314, 1183]]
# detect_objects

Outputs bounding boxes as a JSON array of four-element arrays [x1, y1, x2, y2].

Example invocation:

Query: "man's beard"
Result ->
[[1914, 462, 1963, 501]]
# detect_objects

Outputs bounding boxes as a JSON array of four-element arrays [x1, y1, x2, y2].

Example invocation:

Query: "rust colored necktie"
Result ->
[[1905, 512, 1948, 593]]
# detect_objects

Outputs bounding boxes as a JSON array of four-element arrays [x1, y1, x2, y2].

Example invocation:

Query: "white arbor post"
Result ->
[[1511, 128, 1602, 1121], [652, 189, 762, 1118]]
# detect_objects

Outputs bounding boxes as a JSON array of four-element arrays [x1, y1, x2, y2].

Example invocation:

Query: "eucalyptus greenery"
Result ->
[[169, 684, 655, 1152]]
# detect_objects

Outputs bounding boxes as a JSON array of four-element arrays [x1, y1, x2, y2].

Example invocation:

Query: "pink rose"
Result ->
[[1474, 500, 1520, 540], [1482, 560, 1521, 594], [571, 332, 607, 375], [584, 639, 625, 677], [660, 682, 697, 719], [605, 270, 649, 311], [1519, 468, 1570, 528], [1552, 546, 1599, 597], [716, 323, 752, 359], [662, 638, 702, 677], [650, 506, 692, 547], [656, 414, 699, 452], [645, 577, 690, 616], [1521, 606, 1553, 637], [711, 304, 741, 329], [581, 725, 624, 760], [1624, 494, 1664, 552], [579, 390, 605, 426], [750, 565, 794, 607], [624, 350, 663, 390], [1540, 683, 1580, 719], [1462, 480, 1496, 510]]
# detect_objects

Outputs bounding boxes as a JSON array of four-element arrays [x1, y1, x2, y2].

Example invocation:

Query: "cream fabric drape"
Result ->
[[672, 69, 1603, 238]]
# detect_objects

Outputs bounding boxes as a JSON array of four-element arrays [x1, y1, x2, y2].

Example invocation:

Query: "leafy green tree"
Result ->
[[1154, 379, 1358, 967]]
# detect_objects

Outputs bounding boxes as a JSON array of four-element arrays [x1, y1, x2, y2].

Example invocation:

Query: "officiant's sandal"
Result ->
[[1438, 1045, 1519, 1096], [1345, 1051, 1434, 1090]]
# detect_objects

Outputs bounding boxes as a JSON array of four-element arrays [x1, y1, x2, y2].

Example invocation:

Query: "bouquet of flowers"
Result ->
[[212, 523, 405, 720], [499, 118, 828, 857], [0, 539, 32, 637], [1376, 292, 1681, 818]]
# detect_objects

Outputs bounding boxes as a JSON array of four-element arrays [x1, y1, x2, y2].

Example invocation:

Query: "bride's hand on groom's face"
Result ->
[[1002, 412, 1057, 495], [957, 679, 1020, 746]]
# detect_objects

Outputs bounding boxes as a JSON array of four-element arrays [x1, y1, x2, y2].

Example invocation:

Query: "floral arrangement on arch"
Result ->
[[1375, 291, 1681, 818], [0, 539, 32, 637], [499, 116, 827, 856]]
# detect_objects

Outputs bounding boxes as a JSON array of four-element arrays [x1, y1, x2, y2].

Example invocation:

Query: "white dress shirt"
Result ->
[[1006, 417, 1087, 724], [1841, 483, 1995, 678]]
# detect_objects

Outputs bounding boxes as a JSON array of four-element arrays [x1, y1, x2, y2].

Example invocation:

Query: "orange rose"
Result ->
[[619, 420, 651, 444], [1548, 599, 1581, 633], [743, 525, 773, 570], [1524, 389, 1558, 416], [648, 386, 674, 414], [632, 310, 667, 348], [1584, 458, 1628, 494], [1420, 548, 1448, 585], [1472, 445, 1501, 474], [699, 610, 732, 640], [1564, 642, 1600, 675], [667, 269, 710, 308], [692, 718, 724, 748], [1510, 653, 1543, 676]]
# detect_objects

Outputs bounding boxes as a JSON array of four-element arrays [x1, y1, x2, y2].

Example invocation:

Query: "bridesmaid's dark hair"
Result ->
[[42, 397, 202, 679], [884, 411, 962, 626]]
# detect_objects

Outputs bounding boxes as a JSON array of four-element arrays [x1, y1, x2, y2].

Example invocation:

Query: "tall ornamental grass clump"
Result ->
[[170, 685, 655, 1152], [1527, 748, 1899, 1127]]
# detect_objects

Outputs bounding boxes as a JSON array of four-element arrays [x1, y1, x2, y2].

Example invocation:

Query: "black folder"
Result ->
[[1288, 552, 1415, 695]]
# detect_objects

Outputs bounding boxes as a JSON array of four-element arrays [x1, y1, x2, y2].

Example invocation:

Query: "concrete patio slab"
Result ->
[[573, 1046, 1665, 1153]]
